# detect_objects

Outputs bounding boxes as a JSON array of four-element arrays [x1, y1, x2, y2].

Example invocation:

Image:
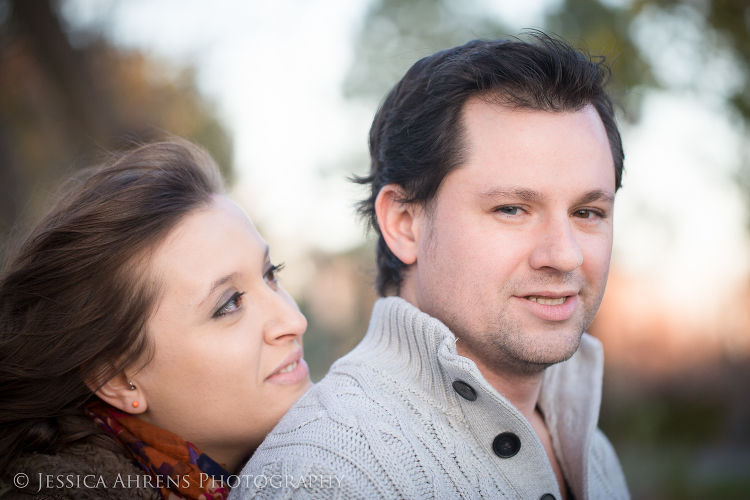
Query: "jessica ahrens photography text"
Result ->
[[13, 473, 344, 492]]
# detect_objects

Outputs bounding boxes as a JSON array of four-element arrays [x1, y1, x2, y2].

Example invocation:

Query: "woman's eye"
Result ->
[[213, 291, 245, 318], [265, 262, 285, 283]]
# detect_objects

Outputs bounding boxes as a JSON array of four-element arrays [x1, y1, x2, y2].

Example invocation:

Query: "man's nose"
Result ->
[[528, 215, 583, 273]]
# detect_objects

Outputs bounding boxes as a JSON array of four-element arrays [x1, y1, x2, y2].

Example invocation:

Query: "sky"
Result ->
[[62, 0, 750, 319]]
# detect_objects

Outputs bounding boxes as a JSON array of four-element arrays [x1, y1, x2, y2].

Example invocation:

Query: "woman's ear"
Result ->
[[85, 371, 147, 414], [374, 184, 423, 266]]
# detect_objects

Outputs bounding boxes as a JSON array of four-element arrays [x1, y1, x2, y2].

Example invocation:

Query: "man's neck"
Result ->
[[398, 285, 545, 420], [455, 342, 544, 421]]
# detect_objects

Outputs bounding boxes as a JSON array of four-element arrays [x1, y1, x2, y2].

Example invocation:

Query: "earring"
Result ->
[[129, 380, 139, 408]]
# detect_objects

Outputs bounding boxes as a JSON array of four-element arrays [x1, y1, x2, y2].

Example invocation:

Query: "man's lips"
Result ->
[[514, 292, 579, 321], [518, 289, 578, 299]]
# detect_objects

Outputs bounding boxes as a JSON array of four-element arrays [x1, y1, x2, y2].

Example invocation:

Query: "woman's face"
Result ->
[[131, 195, 312, 470]]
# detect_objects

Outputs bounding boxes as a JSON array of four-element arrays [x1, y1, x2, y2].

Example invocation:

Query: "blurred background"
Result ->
[[0, 0, 748, 497]]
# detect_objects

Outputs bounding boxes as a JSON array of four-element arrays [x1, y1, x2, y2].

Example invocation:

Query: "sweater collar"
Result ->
[[345, 296, 604, 499]]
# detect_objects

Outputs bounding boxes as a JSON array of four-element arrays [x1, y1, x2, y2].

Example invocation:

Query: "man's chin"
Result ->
[[466, 334, 581, 378], [500, 327, 583, 372]]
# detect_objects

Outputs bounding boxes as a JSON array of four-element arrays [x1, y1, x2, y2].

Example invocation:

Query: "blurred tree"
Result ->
[[343, 0, 509, 102], [546, 0, 749, 117], [347, 0, 748, 115], [543, 0, 655, 121], [0, 0, 233, 245], [344, 0, 654, 115]]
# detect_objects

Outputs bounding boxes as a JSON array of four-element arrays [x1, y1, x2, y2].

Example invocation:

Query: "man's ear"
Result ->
[[374, 184, 423, 266], [85, 371, 147, 414]]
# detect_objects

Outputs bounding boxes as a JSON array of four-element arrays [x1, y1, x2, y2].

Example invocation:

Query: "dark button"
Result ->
[[540, 495, 556, 500], [492, 432, 521, 458], [452, 380, 477, 401]]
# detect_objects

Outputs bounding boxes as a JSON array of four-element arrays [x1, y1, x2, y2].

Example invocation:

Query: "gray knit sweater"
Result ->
[[231, 297, 629, 500]]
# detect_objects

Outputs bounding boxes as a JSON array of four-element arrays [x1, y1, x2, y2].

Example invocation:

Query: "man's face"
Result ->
[[405, 98, 616, 375]]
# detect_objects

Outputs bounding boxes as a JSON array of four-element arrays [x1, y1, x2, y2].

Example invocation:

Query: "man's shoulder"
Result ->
[[230, 366, 419, 499], [257, 360, 409, 447]]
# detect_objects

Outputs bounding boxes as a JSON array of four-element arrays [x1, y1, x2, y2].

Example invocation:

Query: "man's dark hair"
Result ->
[[355, 32, 624, 297]]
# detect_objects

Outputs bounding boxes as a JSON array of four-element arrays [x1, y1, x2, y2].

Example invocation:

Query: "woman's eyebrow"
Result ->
[[200, 246, 270, 306], [202, 272, 240, 307]]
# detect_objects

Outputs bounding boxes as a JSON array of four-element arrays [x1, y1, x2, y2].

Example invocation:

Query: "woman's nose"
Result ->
[[263, 289, 308, 345]]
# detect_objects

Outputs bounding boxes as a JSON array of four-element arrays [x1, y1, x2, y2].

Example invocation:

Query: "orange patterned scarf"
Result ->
[[86, 401, 231, 500]]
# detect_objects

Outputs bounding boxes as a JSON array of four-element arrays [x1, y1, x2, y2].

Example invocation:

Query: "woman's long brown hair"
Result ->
[[0, 140, 224, 475]]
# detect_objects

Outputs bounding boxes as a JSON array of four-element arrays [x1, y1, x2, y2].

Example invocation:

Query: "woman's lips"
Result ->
[[515, 294, 579, 322], [265, 358, 309, 385], [266, 348, 309, 385]]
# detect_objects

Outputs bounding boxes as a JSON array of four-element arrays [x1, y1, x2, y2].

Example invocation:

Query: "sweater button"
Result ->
[[539, 495, 556, 500], [452, 380, 477, 401], [492, 432, 521, 458]]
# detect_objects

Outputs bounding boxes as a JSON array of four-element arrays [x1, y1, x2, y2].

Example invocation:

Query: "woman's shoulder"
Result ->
[[3, 431, 160, 500], [1, 489, 70, 500]]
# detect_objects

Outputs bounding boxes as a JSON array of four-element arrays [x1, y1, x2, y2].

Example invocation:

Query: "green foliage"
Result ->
[[634, 0, 750, 121], [545, 0, 656, 121], [343, 0, 508, 102]]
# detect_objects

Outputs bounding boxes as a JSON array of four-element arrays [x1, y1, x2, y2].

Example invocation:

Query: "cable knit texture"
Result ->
[[231, 297, 630, 500]]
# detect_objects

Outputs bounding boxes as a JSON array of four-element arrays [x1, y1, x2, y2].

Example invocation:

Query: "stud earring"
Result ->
[[132, 401, 139, 408], [129, 380, 136, 390]]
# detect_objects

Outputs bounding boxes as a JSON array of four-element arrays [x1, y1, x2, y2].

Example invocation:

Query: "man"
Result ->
[[232, 34, 629, 500]]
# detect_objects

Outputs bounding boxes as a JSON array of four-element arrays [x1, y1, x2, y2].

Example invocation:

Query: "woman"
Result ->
[[0, 141, 312, 499]]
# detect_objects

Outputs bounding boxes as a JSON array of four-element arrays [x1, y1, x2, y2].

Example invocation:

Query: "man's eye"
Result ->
[[214, 291, 245, 318], [497, 206, 521, 215], [574, 209, 598, 219]]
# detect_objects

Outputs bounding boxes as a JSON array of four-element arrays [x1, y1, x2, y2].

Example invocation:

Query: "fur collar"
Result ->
[[5, 433, 160, 500]]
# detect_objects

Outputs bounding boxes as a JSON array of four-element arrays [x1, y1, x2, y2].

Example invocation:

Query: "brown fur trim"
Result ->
[[5, 437, 160, 500]]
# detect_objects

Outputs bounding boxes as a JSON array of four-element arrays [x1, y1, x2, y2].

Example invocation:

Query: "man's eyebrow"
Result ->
[[478, 187, 615, 206], [201, 245, 270, 306], [573, 189, 615, 206], [478, 187, 546, 202]]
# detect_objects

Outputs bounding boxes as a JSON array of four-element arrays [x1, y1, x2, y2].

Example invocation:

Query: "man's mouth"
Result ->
[[277, 360, 299, 374], [525, 295, 567, 305], [517, 293, 579, 321]]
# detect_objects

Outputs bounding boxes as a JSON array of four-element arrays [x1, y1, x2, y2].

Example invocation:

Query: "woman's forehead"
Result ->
[[147, 197, 266, 297]]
